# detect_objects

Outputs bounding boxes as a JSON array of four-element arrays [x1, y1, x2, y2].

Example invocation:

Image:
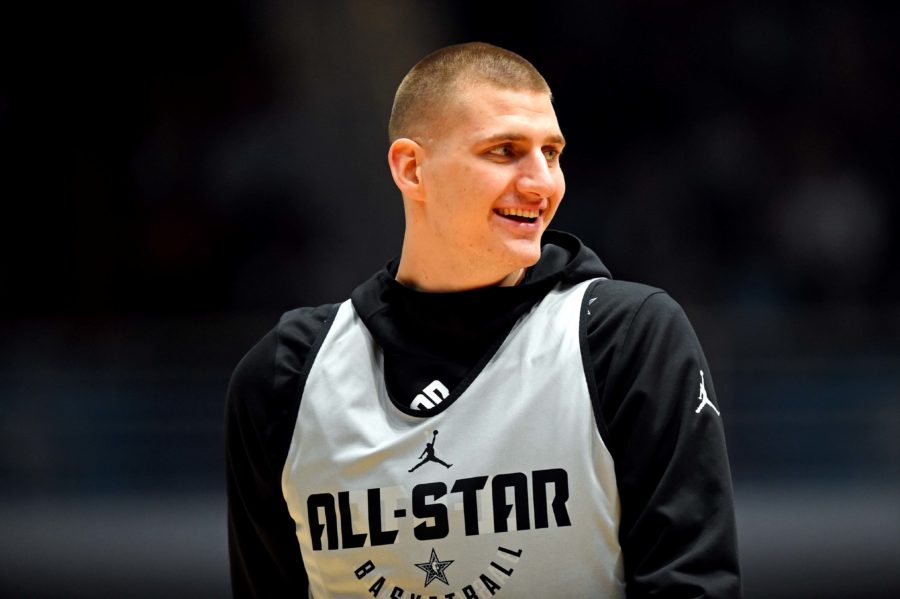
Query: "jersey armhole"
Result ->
[[293, 303, 342, 410], [579, 278, 612, 448], [274, 302, 343, 477]]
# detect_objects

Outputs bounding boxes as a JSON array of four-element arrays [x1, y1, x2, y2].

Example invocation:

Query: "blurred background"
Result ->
[[1, 1, 897, 597]]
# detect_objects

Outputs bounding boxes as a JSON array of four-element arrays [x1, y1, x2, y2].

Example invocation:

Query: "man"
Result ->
[[227, 42, 741, 598]]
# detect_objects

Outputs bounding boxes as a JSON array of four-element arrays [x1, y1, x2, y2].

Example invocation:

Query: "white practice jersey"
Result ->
[[281, 279, 624, 599]]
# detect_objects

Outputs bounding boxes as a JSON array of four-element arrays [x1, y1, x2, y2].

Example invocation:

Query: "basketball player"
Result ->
[[226, 42, 741, 598]]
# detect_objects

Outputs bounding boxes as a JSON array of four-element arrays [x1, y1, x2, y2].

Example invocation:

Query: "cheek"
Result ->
[[456, 167, 501, 210], [431, 162, 508, 233], [542, 173, 565, 223], [555, 169, 566, 199], [547, 171, 565, 211]]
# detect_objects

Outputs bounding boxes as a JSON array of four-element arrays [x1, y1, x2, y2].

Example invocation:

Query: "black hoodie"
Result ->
[[351, 231, 609, 415], [226, 230, 741, 597]]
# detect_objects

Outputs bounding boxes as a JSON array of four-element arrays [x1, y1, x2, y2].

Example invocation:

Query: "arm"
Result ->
[[587, 285, 741, 598], [226, 305, 336, 598]]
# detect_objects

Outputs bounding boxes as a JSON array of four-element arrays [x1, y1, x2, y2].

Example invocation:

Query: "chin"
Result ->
[[505, 239, 543, 269]]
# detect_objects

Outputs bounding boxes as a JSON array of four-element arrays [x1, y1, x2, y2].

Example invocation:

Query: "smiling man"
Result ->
[[389, 68, 565, 291], [227, 43, 741, 598]]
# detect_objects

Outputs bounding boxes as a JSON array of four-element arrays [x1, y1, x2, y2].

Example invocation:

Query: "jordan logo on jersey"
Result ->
[[409, 430, 452, 473], [695, 370, 720, 416]]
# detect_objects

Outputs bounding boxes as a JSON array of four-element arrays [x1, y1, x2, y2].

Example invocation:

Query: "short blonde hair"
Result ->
[[388, 42, 551, 142]]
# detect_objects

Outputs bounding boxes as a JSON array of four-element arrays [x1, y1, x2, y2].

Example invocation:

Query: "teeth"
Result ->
[[497, 208, 540, 218]]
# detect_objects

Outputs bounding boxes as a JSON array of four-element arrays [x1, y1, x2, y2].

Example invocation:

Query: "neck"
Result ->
[[396, 234, 525, 292]]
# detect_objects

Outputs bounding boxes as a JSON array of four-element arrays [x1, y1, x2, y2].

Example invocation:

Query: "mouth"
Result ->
[[493, 207, 541, 224]]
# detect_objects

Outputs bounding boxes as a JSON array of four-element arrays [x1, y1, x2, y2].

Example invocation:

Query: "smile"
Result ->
[[494, 208, 541, 223]]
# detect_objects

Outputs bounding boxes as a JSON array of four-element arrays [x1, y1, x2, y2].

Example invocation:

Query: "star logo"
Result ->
[[414, 548, 454, 587]]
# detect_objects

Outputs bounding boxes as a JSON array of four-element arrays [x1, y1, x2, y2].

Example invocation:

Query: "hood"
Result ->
[[519, 230, 611, 286], [352, 230, 610, 320], [351, 229, 610, 357], [349, 229, 611, 409]]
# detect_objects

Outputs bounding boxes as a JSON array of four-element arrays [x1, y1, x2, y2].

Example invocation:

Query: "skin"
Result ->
[[388, 81, 566, 292]]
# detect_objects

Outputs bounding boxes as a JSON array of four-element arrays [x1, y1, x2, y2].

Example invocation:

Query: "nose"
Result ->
[[515, 149, 559, 199]]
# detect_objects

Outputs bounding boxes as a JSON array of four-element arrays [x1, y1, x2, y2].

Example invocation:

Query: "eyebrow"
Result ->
[[480, 131, 567, 146]]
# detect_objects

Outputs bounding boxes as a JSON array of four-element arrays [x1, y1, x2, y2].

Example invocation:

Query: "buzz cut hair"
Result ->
[[388, 42, 552, 142]]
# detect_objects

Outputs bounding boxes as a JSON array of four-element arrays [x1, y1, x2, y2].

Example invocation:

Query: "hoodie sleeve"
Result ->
[[586, 282, 741, 598], [225, 304, 337, 598]]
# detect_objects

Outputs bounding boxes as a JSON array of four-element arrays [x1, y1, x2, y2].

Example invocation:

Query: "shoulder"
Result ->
[[274, 304, 342, 367], [582, 280, 703, 424], [584, 279, 683, 336], [230, 305, 337, 389], [586, 278, 701, 358], [227, 303, 340, 437]]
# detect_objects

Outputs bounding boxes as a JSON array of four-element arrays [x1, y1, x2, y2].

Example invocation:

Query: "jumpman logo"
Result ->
[[695, 370, 720, 416], [409, 430, 452, 472]]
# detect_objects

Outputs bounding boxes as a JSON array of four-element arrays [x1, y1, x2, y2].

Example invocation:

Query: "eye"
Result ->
[[543, 147, 561, 162], [487, 145, 513, 157]]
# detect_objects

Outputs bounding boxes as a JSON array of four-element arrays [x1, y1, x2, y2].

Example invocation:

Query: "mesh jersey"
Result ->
[[282, 280, 625, 598]]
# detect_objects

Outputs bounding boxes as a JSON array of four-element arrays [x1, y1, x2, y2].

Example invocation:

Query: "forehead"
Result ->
[[436, 82, 562, 144]]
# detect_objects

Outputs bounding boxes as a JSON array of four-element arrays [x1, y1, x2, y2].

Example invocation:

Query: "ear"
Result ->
[[387, 138, 425, 202]]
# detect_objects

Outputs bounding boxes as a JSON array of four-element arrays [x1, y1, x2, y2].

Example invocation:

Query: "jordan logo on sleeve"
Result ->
[[695, 370, 720, 416], [408, 430, 453, 472]]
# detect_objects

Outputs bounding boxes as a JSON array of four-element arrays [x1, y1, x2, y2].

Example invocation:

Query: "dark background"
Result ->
[[1, 2, 898, 597]]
